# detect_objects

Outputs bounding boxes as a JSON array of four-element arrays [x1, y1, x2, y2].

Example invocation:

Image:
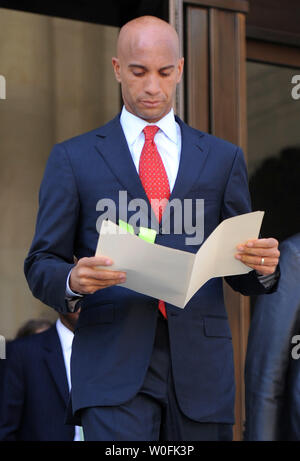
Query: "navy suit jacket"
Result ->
[[24, 114, 275, 424], [245, 234, 300, 440], [0, 325, 74, 441]]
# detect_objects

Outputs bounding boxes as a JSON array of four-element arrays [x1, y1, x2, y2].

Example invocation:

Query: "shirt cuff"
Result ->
[[255, 266, 280, 290], [66, 269, 84, 298]]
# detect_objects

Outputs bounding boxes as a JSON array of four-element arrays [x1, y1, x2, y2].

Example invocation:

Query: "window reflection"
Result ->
[[247, 61, 300, 243]]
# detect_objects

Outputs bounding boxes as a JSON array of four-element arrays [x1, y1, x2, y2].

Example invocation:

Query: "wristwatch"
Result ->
[[65, 295, 83, 313]]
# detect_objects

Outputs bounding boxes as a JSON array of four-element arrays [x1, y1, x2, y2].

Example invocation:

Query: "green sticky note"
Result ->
[[118, 219, 157, 243], [138, 226, 157, 244], [79, 426, 84, 441], [118, 219, 134, 235]]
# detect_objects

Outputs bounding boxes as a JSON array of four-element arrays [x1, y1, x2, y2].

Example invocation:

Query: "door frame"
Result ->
[[247, 39, 300, 68]]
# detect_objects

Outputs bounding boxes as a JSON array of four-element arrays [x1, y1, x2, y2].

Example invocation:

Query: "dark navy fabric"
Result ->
[[81, 312, 233, 441], [0, 325, 74, 441], [245, 234, 300, 440], [24, 114, 276, 426]]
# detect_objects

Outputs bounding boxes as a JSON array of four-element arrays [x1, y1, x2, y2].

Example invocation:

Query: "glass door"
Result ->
[[247, 61, 300, 244], [246, 43, 300, 313]]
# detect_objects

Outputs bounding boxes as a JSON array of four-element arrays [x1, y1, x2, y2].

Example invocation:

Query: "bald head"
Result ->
[[112, 16, 184, 122], [117, 16, 180, 61]]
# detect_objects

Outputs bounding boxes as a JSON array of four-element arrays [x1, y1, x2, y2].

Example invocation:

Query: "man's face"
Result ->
[[112, 32, 184, 122]]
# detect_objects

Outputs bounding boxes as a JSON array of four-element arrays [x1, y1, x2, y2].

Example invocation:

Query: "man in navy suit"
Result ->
[[0, 313, 80, 441], [24, 16, 280, 440]]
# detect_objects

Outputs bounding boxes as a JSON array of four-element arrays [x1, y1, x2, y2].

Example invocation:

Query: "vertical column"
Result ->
[[210, 9, 247, 147], [186, 7, 210, 132], [209, 8, 249, 441], [169, 0, 185, 119], [0, 8, 57, 339], [0, 9, 120, 340]]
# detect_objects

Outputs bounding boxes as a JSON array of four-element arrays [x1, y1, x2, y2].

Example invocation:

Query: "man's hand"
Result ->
[[69, 256, 126, 295], [235, 238, 280, 276]]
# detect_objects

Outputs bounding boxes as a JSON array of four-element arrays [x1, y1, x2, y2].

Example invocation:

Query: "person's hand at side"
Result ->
[[69, 256, 126, 294]]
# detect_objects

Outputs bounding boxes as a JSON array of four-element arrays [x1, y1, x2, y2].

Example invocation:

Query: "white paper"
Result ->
[[95, 211, 264, 308]]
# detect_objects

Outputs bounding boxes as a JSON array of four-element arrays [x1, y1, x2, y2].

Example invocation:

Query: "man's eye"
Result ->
[[160, 72, 171, 77], [133, 72, 145, 77]]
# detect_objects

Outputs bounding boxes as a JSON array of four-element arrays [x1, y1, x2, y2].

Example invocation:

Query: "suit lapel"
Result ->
[[43, 325, 70, 405], [95, 115, 157, 226], [162, 117, 210, 225], [95, 115, 150, 203], [171, 116, 210, 201]]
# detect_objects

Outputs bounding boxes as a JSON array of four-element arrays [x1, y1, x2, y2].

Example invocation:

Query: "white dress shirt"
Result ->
[[55, 318, 82, 441], [120, 105, 181, 192]]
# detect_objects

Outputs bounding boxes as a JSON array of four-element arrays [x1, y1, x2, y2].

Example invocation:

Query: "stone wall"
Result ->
[[0, 8, 119, 339]]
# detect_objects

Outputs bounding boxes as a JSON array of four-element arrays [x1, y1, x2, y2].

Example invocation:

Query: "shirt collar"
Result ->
[[56, 318, 74, 351], [120, 105, 178, 146]]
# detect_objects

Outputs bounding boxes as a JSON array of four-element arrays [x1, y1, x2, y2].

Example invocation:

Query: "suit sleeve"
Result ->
[[222, 147, 277, 295], [244, 238, 300, 440], [24, 143, 79, 313]]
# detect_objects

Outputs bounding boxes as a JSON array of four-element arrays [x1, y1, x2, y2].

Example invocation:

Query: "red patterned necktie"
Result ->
[[139, 125, 170, 318]]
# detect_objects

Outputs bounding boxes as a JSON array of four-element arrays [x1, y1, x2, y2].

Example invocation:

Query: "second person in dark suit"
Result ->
[[0, 312, 80, 441]]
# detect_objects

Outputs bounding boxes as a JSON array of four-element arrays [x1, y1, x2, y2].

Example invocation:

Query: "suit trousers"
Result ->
[[81, 312, 233, 441]]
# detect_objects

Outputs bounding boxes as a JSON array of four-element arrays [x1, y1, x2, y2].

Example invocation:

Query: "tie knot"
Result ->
[[143, 125, 159, 142]]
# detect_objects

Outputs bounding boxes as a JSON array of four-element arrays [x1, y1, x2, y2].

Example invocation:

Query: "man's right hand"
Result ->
[[69, 256, 126, 295]]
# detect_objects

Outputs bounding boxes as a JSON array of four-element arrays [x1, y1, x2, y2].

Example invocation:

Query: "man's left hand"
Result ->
[[235, 238, 280, 276]]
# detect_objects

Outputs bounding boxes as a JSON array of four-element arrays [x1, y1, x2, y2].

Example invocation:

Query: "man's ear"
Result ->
[[112, 57, 121, 83], [176, 57, 184, 84]]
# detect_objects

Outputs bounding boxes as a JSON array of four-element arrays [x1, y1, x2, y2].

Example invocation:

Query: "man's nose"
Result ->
[[144, 74, 161, 95]]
